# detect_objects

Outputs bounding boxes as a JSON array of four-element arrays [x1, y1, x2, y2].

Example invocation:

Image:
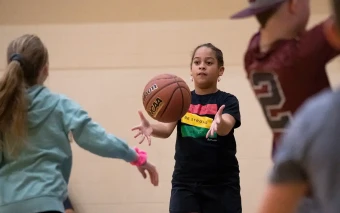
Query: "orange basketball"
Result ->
[[142, 74, 191, 123]]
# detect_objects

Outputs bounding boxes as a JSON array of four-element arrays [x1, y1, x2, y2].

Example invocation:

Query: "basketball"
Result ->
[[142, 74, 191, 123]]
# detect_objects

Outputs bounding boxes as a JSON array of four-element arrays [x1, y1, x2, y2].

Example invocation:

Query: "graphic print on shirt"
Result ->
[[250, 71, 292, 133], [181, 104, 218, 139]]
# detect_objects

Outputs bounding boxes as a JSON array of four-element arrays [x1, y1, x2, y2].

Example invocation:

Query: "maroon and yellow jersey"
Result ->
[[244, 19, 340, 157]]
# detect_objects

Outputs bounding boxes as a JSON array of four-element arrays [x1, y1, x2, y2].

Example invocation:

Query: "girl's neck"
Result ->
[[194, 86, 218, 95]]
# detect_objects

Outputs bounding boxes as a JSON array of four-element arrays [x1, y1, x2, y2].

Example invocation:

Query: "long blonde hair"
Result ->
[[0, 34, 48, 157]]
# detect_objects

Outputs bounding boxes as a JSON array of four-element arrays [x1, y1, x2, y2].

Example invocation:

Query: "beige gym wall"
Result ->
[[0, 1, 339, 213]]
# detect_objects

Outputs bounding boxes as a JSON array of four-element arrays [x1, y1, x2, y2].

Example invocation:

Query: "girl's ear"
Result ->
[[219, 66, 225, 76]]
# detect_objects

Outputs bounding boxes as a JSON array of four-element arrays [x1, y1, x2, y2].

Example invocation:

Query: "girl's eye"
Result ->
[[194, 61, 200, 65], [206, 62, 213, 65]]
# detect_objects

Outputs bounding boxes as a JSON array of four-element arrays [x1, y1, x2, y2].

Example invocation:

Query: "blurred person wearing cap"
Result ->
[[231, 0, 340, 159], [231, 0, 340, 213], [253, 1, 340, 212]]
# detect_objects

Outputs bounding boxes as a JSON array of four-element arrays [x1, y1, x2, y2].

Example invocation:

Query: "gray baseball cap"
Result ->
[[230, 0, 286, 19]]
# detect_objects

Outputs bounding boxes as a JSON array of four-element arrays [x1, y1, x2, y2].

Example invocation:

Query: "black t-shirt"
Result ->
[[172, 90, 241, 184]]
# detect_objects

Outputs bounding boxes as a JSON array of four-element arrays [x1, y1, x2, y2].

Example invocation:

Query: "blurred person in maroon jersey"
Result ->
[[253, 1, 340, 213], [230, 0, 340, 158]]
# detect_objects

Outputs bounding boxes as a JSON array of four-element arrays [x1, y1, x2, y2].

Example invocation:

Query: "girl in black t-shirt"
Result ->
[[132, 43, 242, 213]]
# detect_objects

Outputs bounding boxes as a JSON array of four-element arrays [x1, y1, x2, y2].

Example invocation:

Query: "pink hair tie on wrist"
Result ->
[[130, 147, 147, 166]]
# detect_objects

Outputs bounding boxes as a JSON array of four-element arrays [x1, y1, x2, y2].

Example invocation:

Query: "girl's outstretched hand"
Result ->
[[206, 105, 225, 138], [137, 161, 159, 186], [132, 111, 153, 146]]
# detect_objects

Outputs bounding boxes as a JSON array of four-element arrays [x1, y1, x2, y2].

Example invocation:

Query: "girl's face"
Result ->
[[190, 47, 224, 89]]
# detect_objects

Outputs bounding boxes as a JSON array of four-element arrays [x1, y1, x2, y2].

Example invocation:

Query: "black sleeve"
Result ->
[[221, 93, 241, 129]]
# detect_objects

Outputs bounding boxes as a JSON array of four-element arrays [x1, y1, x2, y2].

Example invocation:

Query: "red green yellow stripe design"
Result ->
[[188, 104, 218, 115], [181, 104, 218, 138]]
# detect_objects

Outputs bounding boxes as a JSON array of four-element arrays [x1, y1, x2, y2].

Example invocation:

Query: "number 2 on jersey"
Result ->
[[250, 72, 292, 133]]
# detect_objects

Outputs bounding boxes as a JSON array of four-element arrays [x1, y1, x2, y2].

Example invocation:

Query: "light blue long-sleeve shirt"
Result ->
[[0, 85, 138, 213]]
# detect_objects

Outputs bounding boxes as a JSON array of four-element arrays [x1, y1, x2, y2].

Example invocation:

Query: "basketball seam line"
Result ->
[[159, 86, 189, 119], [144, 77, 186, 108]]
